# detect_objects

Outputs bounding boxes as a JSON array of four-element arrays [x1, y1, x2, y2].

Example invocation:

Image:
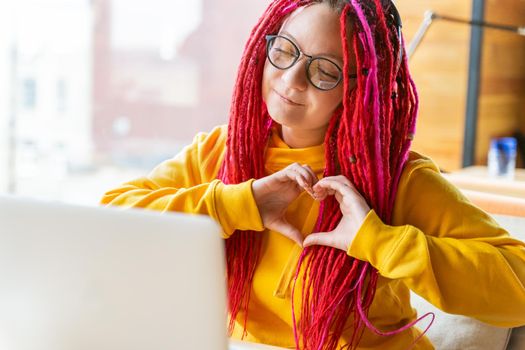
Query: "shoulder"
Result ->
[[188, 124, 228, 160], [402, 151, 440, 177], [393, 151, 449, 223], [192, 124, 228, 150], [393, 150, 473, 229], [396, 151, 445, 194], [191, 124, 228, 178], [157, 125, 227, 181]]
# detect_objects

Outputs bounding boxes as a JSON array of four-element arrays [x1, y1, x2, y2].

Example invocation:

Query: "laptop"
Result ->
[[0, 195, 229, 350]]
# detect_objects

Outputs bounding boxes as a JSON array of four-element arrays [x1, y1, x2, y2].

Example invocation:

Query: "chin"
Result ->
[[267, 109, 303, 129], [266, 97, 303, 127]]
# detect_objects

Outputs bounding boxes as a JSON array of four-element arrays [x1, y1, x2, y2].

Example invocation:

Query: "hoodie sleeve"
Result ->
[[347, 153, 525, 327], [100, 125, 264, 238]]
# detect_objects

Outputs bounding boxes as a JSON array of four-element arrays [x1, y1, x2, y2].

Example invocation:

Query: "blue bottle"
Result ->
[[488, 137, 517, 179]]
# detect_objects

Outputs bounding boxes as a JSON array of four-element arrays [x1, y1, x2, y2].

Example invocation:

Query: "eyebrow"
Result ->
[[279, 30, 344, 63]]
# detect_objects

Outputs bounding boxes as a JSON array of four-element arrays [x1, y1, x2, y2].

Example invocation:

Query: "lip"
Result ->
[[274, 89, 304, 106]]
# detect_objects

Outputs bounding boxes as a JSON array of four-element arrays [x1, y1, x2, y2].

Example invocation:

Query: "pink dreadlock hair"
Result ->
[[218, 0, 427, 349]]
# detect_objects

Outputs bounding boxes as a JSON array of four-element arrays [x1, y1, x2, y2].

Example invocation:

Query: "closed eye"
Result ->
[[318, 68, 338, 80], [274, 48, 297, 57]]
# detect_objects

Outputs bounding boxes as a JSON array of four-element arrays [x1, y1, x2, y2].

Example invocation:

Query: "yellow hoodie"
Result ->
[[101, 125, 525, 349]]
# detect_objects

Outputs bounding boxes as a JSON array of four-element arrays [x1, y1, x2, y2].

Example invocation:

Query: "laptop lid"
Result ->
[[0, 195, 228, 350]]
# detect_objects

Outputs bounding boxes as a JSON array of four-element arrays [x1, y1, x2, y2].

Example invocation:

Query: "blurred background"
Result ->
[[0, 0, 524, 205]]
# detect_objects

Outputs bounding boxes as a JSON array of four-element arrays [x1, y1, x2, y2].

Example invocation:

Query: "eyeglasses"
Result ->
[[265, 34, 357, 91]]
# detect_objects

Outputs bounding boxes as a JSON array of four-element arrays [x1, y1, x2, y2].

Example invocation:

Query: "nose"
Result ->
[[280, 56, 308, 91]]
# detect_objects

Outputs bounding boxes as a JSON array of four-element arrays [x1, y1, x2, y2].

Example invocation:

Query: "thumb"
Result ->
[[272, 218, 303, 246], [303, 231, 335, 248]]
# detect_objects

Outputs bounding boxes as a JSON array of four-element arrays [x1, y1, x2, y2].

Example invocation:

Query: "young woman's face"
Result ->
[[262, 3, 357, 142]]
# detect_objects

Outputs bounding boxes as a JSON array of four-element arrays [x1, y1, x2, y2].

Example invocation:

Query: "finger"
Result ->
[[335, 175, 359, 192], [311, 186, 334, 201], [303, 231, 336, 248], [289, 163, 316, 188], [272, 219, 304, 246], [312, 183, 336, 196], [314, 178, 355, 199], [305, 186, 317, 200], [318, 175, 352, 186], [317, 179, 347, 199], [314, 186, 337, 196], [313, 182, 353, 205], [302, 164, 319, 188], [277, 166, 307, 191], [287, 167, 314, 196], [293, 173, 309, 191], [323, 175, 359, 193]]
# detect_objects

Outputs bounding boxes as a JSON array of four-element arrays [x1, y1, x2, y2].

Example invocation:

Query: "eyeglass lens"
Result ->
[[266, 36, 341, 90]]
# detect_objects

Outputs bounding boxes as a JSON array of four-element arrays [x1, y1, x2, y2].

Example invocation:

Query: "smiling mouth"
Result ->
[[274, 90, 303, 106]]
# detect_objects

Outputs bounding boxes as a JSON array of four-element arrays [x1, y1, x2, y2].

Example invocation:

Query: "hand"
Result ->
[[252, 163, 318, 245], [303, 175, 371, 252]]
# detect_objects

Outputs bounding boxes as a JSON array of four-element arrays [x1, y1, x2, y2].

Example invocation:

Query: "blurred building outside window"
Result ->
[[0, 0, 269, 205]]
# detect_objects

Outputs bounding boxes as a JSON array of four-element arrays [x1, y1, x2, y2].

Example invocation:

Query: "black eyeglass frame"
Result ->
[[265, 34, 358, 91]]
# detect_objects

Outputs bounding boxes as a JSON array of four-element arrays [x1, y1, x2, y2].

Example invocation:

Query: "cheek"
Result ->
[[331, 88, 344, 106], [311, 88, 343, 113]]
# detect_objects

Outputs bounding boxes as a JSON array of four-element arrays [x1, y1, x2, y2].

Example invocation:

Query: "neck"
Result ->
[[280, 125, 326, 148]]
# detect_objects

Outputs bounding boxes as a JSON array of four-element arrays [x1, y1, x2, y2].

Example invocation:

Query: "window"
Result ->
[[21, 78, 36, 110], [1, 0, 269, 204], [57, 79, 67, 113]]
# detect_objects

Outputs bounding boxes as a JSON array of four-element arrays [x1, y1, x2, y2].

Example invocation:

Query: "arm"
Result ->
[[348, 155, 525, 327], [100, 125, 263, 238]]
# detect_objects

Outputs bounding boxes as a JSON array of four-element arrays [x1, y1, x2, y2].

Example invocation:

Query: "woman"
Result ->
[[101, 0, 525, 349]]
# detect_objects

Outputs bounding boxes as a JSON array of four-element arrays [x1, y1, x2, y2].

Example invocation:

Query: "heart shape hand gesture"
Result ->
[[252, 165, 371, 251]]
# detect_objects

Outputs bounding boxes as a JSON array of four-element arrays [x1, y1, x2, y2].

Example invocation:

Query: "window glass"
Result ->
[[0, 0, 269, 204]]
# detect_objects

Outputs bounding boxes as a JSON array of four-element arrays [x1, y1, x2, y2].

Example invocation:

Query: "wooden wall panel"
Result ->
[[396, 0, 525, 171], [476, 0, 525, 167], [396, 0, 472, 171]]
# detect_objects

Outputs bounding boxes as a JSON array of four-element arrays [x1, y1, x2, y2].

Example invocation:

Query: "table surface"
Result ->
[[450, 166, 525, 181], [444, 166, 525, 199]]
